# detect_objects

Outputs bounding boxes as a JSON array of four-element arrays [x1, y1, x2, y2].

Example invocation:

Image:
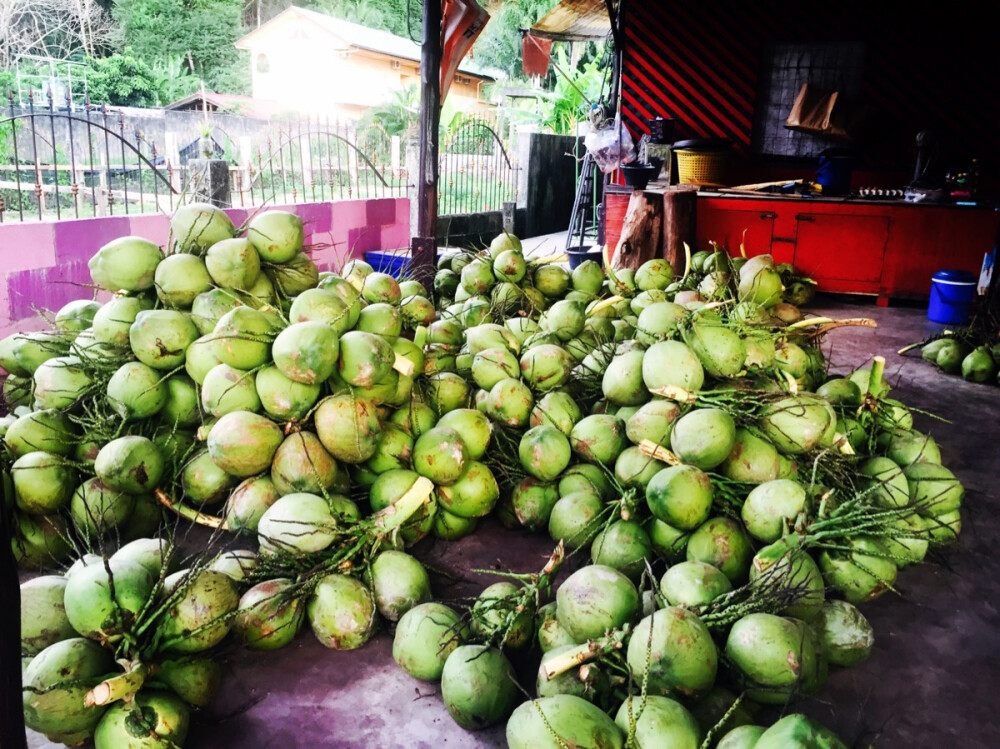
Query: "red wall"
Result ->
[[621, 3, 999, 190]]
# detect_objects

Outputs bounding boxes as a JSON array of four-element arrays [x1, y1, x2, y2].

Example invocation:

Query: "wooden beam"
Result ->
[[0, 470, 26, 749], [412, 0, 443, 288]]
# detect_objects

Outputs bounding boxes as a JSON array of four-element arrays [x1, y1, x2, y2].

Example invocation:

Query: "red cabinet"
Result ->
[[694, 195, 999, 300]]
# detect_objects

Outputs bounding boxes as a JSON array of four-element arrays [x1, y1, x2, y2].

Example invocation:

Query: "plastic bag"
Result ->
[[585, 115, 636, 174]]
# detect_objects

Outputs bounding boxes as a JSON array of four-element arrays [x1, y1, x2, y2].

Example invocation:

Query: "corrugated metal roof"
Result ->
[[530, 0, 610, 42]]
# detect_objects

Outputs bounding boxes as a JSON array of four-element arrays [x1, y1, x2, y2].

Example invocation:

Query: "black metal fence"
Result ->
[[0, 92, 406, 223], [438, 118, 519, 217]]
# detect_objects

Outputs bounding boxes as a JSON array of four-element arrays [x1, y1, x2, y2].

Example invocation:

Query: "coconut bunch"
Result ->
[[902, 330, 1000, 385], [19, 537, 250, 748]]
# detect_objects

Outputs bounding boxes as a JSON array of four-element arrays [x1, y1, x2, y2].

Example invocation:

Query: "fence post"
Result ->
[[188, 159, 232, 208]]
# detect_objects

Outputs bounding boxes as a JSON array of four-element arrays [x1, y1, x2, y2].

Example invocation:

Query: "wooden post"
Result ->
[[611, 190, 663, 271], [411, 0, 442, 289], [662, 186, 698, 271]]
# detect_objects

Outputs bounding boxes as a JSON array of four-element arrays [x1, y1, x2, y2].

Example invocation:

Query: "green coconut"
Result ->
[[4, 408, 75, 457], [441, 645, 518, 730], [460, 258, 496, 295], [814, 599, 874, 667], [90, 236, 164, 292], [520, 344, 575, 392], [903, 461, 964, 517], [570, 414, 628, 465], [207, 410, 283, 478], [201, 363, 261, 417], [435, 461, 499, 519], [645, 464, 713, 531], [615, 446, 667, 490], [751, 544, 826, 620], [190, 288, 244, 336], [32, 356, 92, 410], [52, 300, 99, 334], [212, 306, 279, 370], [253, 366, 321, 422], [817, 377, 862, 406], [614, 695, 701, 749], [234, 578, 304, 651], [760, 395, 836, 455], [255, 491, 338, 554], [859, 456, 910, 508], [92, 689, 190, 749], [358, 302, 403, 341], [13, 513, 73, 568], [547, 491, 603, 549], [725, 613, 820, 704], [601, 348, 647, 407], [11, 331, 69, 375], [20, 575, 76, 655], [685, 323, 746, 378], [222, 476, 279, 533], [718, 428, 780, 484], [64, 558, 154, 641], [818, 537, 897, 604], [508, 695, 624, 749], [754, 714, 848, 749], [686, 517, 754, 584], [529, 390, 581, 437], [181, 450, 235, 505], [628, 606, 718, 697], [70, 477, 135, 538], [247, 210, 303, 262], [641, 340, 705, 395], [22, 637, 115, 744], [591, 520, 653, 580], [488, 377, 535, 427], [314, 393, 381, 463], [935, 339, 969, 373], [741, 479, 807, 543], [511, 477, 560, 531], [885, 429, 941, 466], [670, 408, 737, 470], [154, 253, 213, 308], [129, 309, 198, 370], [288, 288, 353, 334], [535, 601, 577, 653], [307, 573, 377, 650], [519, 425, 572, 481], [270, 321, 339, 385], [94, 436, 165, 495], [369, 550, 431, 622], [158, 569, 240, 654], [269, 431, 338, 496], [470, 580, 534, 648], [160, 374, 201, 428], [556, 564, 639, 642], [12, 451, 76, 515], [660, 561, 733, 608], [558, 463, 613, 500], [393, 602, 466, 681], [624, 400, 680, 446]]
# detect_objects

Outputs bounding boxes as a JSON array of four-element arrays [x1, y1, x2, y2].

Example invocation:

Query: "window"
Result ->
[[256, 54, 270, 74], [752, 42, 864, 157]]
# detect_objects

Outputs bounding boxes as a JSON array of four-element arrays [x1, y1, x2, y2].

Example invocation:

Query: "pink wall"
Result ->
[[0, 198, 409, 338]]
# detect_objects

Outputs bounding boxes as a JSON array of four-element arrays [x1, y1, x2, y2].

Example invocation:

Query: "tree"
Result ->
[[112, 0, 248, 93], [471, 0, 558, 78], [84, 49, 158, 106], [309, 0, 411, 38], [0, 0, 113, 67]]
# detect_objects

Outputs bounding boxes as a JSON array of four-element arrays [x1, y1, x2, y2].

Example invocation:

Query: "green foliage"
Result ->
[[150, 56, 201, 105], [112, 0, 247, 93], [309, 0, 412, 38], [84, 50, 158, 107], [360, 84, 420, 138], [472, 0, 559, 78]]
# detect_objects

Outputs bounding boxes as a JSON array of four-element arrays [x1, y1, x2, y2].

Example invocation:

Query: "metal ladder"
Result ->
[[565, 151, 602, 252]]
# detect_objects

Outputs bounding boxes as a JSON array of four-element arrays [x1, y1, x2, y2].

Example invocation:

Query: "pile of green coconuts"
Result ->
[[2, 202, 965, 748]]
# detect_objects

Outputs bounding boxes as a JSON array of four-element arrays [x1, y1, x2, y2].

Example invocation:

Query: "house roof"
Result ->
[[164, 92, 287, 119], [529, 0, 610, 42], [236, 7, 498, 80]]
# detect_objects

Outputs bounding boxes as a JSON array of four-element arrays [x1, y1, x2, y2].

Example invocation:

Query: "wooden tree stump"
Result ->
[[611, 190, 663, 271]]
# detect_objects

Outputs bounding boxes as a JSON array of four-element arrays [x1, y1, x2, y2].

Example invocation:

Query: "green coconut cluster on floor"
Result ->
[[5, 207, 964, 748], [902, 326, 1000, 385]]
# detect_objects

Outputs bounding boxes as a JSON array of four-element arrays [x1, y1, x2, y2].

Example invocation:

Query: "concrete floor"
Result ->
[[25, 295, 1000, 748]]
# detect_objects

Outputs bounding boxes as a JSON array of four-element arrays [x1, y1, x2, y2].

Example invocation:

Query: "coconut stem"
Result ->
[[541, 627, 630, 681], [681, 241, 692, 282], [533, 252, 569, 265], [638, 440, 683, 465], [800, 318, 878, 338], [155, 490, 228, 530], [867, 356, 886, 397], [587, 295, 624, 317], [393, 352, 416, 377], [373, 477, 434, 532], [85, 663, 151, 707], [645, 384, 697, 404]]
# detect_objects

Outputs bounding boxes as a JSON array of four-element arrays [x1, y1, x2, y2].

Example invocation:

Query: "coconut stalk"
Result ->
[[84, 662, 152, 707], [540, 626, 631, 681]]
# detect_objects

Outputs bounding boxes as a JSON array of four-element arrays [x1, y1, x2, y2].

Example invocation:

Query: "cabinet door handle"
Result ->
[[795, 214, 815, 222], [772, 236, 796, 243], [759, 212, 777, 219]]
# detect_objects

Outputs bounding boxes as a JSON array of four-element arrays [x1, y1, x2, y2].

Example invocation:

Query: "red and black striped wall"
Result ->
[[620, 3, 999, 176]]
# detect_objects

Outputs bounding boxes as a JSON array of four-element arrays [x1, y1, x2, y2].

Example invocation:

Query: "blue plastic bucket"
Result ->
[[364, 251, 411, 279], [927, 269, 977, 324]]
